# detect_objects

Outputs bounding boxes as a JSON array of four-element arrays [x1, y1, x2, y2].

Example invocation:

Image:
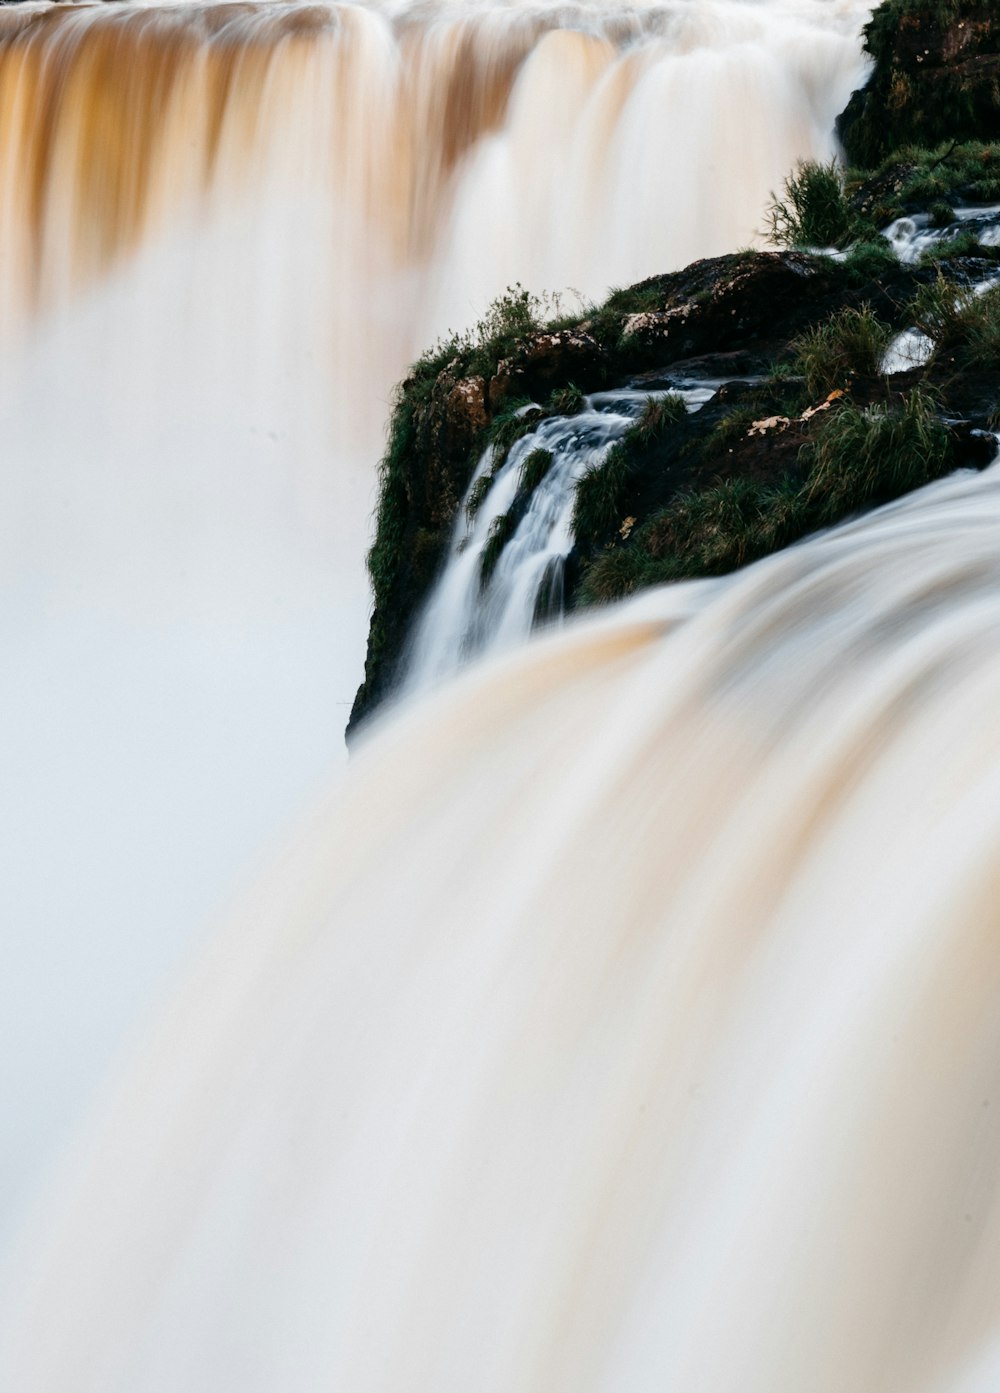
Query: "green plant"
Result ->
[[572, 442, 630, 545], [482, 399, 540, 462], [911, 276, 1000, 364], [928, 199, 955, 228], [479, 511, 518, 587], [716, 404, 762, 444], [518, 448, 555, 496], [802, 388, 952, 520], [466, 472, 495, 519], [764, 160, 855, 248], [625, 393, 687, 446], [791, 304, 893, 395], [918, 229, 996, 264], [578, 389, 956, 607], [548, 384, 585, 416], [843, 238, 899, 284]]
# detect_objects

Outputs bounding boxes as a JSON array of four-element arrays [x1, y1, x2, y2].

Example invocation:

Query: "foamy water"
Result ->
[[5, 456, 1000, 1392], [0, 0, 874, 1236]]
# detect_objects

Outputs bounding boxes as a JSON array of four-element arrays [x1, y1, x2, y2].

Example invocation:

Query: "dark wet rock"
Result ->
[[487, 329, 606, 411], [839, 1, 1000, 166]]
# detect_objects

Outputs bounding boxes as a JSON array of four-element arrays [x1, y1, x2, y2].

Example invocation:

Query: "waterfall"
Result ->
[[5, 457, 1000, 1393], [0, 0, 875, 1237], [0, 0, 929, 1379], [403, 384, 715, 692]]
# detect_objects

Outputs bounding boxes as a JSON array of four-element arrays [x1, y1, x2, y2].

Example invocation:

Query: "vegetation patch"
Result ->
[[838, 1, 1000, 167], [573, 443, 630, 548], [625, 393, 687, 446], [482, 398, 541, 461], [791, 305, 894, 395], [847, 142, 1000, 226], [353, 144, 1000, 733], [548, 384, 585, 415], [518, 448, 555, 497], [466, 471, 495, 520], [910, 276, 1000, 366], [578, 388, 957, 606], [842, 238, 901, 284], [479, 511, 519, 588], [765, 160, 856, 248]]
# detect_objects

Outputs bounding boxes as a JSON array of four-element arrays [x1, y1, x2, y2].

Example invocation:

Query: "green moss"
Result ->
[[366, 396, 416, 610]]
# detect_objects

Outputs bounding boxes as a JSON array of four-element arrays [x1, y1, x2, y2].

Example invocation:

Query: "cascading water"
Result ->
[[404, 385, 715, 691], [0, 0, 876, 1239], [9, 0, 958, 1384], [884, 205, 1000, 265], [6, 457, 1000, 1392]]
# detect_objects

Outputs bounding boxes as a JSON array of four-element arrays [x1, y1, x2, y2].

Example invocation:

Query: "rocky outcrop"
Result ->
[[349, 238, 997, 735], [838, 1, 1000, 166]]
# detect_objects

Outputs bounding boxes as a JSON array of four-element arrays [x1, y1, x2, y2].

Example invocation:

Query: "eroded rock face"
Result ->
[[488, 329, 606, 411], [838, 1, 1000, 166], [613, 253, 847, 361]]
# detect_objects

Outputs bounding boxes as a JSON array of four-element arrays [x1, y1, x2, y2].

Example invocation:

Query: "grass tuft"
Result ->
[[911, 276, 1000, 365], [625, 393, 687, 446], [579, 388, 955, 606], [572, 443, 630, 546], [765, 161, 855, 248], [802, 388, 952, 522], [479, 511, 519, 588], [519, 448, 555, 497], [548, 384, 585, 416], [791, 304, 893, 395]]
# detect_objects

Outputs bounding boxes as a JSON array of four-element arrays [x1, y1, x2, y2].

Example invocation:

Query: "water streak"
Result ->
[[404, 385, 714, 691], [5, 457, 1000, 1392]]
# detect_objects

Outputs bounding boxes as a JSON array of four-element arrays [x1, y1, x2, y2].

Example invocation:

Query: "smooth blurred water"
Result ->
[[0, 0, 872, 1260], [6, 458, 1000, 1392]]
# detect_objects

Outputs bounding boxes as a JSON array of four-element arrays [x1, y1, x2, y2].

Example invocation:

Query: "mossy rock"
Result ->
[[838, 1, 1000, 167]]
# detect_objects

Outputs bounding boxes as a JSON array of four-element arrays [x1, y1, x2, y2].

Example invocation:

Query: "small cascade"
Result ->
[[880, 256, 1000, 375], [883, 205, 1000, 264], [881, 326, 935, 374], [403, 384, 714, 692]]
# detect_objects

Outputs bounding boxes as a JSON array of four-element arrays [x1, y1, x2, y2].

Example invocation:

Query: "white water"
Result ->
[[0, 0, 875, 1237], [404, 384, 714, 691], [884, 206, 1000, 265], [880, 260, 1000, 376], [6, 457, 1000, 1391], [8, 3, 1000, 1388]]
